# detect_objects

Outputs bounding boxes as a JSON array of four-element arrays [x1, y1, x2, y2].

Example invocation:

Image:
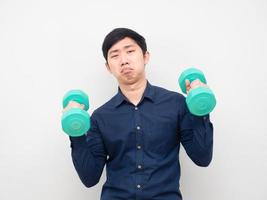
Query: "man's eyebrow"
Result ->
[[109, 49, 119, 55], [123, 44, 135, 49], [108, 44, 136, 55]]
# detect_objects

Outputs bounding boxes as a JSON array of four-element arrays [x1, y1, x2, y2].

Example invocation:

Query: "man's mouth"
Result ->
[[121, 67, 133, 74]]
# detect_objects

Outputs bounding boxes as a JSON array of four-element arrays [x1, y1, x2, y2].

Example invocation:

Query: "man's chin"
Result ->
[[120, 77, 137, 85]]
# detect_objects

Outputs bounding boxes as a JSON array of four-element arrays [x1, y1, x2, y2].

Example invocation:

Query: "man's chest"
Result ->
[[98, 104, 179, 156]]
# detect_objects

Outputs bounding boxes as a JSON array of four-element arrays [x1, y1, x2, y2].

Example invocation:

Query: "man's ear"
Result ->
[[144, 51, 150, 65], [105, 62, 112, 73]]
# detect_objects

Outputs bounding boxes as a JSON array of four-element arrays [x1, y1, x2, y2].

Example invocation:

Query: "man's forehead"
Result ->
[[108, 38, 137, 53]]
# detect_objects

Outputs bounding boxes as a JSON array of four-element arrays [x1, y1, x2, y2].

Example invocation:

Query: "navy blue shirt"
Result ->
[[70, 81, 213, 200]]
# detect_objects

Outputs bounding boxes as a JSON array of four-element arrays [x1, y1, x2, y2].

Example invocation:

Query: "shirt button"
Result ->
[[136, 126, 141, 130], [137, 145, 141, 149], [137, 165, 142, 169], [135, 107, 138, 110], [137, 184, 141, 189]]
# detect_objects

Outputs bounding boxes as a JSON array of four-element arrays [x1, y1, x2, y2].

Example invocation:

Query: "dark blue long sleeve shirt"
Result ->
[[70, 80, 213, 200]]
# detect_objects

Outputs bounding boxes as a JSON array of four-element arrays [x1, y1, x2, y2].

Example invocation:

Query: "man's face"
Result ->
[[105, 37, 149, 85]]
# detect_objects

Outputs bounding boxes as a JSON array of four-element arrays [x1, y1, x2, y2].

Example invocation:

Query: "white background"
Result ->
[[1, 0, 267, 199]]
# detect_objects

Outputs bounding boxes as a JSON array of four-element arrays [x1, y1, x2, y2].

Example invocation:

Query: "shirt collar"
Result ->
[[114, 80, 155, 108]]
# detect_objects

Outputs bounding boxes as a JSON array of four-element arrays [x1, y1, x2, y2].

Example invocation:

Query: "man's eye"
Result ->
[[127, 50, 135, 53], [111, 55, 118, 58]]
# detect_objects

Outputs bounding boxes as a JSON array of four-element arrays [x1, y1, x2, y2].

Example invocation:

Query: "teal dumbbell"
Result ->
[[61, 90, 90, 137], [178, 68, 216, 116]]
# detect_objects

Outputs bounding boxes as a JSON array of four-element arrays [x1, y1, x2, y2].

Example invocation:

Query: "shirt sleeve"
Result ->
[[178, 96, 214, 167], [69, 112, 107, 187]]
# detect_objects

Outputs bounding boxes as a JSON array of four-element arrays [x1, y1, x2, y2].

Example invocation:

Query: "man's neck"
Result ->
[[119, 78, 147, 106]]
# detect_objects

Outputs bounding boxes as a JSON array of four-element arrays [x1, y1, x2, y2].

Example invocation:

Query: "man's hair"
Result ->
[[102, 28, 147, 61]]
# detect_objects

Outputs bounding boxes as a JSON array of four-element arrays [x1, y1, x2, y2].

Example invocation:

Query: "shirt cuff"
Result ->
[[69, 135, 87, 148], [190, 114, 210, 127]]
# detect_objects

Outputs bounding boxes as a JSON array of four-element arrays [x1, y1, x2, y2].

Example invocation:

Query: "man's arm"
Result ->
[[179, 98, 214, 167], [70, 112, 107, 187]]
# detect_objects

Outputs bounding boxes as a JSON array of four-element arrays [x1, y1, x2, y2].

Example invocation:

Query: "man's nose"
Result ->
[[120, 53, 129, 66]]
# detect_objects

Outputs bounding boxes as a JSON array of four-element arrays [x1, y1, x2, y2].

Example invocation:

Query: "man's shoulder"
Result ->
[[152, 84, 185, 101], [92, 94, 117, 116]]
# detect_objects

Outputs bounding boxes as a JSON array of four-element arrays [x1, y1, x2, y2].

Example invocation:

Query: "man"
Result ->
[[64, 28, 213, 200]]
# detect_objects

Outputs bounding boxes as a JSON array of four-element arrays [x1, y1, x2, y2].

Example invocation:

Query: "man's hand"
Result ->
[[62, 101, 85, 114], [185, 79, 209, 94]]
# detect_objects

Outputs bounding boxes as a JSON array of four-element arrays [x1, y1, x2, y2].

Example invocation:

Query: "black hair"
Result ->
[[102, 28, 147, 61]]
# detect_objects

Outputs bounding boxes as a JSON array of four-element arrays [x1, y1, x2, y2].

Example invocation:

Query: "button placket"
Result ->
[[134, 105, 143, 191]]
